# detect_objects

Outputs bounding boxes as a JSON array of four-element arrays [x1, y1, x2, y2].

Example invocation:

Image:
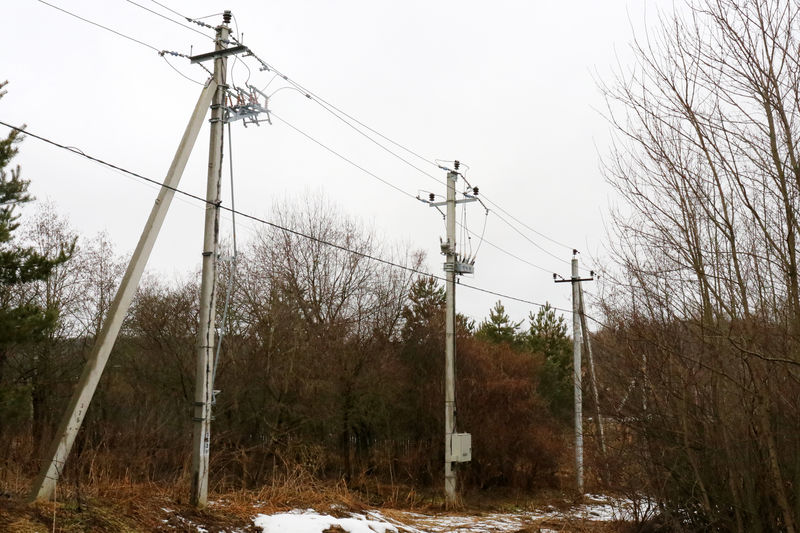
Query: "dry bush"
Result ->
[[458, 337, 567, 491]]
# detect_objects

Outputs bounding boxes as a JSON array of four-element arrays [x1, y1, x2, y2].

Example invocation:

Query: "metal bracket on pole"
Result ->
[[190, 45, 248, 63], [223, 85, 272, 127]]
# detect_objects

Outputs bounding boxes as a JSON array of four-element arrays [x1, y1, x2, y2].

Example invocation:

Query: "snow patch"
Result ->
[[254, 509, 403, 533], [253, 495, 640, 532]]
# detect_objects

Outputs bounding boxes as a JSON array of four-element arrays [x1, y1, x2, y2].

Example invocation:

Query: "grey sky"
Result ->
[[2, 0, 675, 324]]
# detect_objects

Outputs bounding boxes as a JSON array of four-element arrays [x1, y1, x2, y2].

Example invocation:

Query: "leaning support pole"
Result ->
[[29, 79, 217, 503], [578, 285, 607, 459]]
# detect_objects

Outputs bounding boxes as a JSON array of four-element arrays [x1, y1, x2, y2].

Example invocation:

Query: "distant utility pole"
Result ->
[[424, 160, 477, 506], [554, 250, 594, 495], [190, 13, 231, 508]]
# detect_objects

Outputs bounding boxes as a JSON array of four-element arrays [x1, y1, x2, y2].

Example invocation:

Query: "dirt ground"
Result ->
[[0, 484, 635, 533]]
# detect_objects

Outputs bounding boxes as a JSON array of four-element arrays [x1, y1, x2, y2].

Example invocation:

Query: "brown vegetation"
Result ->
[[597, 0, 800, 530], [0, 196, 583, 521]]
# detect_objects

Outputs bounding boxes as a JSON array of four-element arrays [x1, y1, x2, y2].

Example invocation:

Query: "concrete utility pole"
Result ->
[[190, 14, 230, 508], [444, 166, 458, 504], [424, 161, 476, 506], [571, 254, 583, 494], [29, 80, 218, 502], [554, 250, 594, 495]]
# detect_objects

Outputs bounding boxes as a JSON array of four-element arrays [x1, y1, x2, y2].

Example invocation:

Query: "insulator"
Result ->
[[223, 10, 232, 24], [473, 186, 479, 196], [454, 160, 460, 170], [429, 193, 435, 202]]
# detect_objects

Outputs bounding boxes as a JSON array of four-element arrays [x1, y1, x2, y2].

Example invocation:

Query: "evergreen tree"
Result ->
[[0, 82, 73, 430], [475, 300, 522, 347], [525, 302, 572, 421]]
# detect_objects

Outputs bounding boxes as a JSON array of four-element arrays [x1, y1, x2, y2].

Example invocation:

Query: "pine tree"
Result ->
[[0, 81, 73, 430], [525, 302, 572, 421], [475, 300, 522, 346]]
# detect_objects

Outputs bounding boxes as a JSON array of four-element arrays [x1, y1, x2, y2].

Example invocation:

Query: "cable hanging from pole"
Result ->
[[211, 120, 239, 405]]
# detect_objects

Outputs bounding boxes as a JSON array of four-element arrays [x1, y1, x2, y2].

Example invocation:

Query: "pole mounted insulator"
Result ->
[[454, 160, 460, 170], [429, 193, 435, 202], [223, 10, 232, 24]]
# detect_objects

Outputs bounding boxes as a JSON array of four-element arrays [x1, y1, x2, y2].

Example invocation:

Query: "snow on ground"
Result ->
[[253, 495, 638, 533], [253, 508, 403, 533]]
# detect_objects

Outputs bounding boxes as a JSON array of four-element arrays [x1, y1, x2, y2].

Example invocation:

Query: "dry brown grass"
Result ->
[[0, 465, 633, 533]]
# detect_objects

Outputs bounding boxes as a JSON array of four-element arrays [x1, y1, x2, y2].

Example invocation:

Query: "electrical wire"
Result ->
[[123, 0, 214, 41], [146, 0, 188, 20], [211, 121, 239, 398], [37, 0, 161, 53], [267, 111, 564, 277], [481, 194, 576, 253], [243, 51, 441, 173], [270, 112, 419, 201], [37, 0, 213, 83], [0, 119, 603, 324], [161, 55, 205, 85], [240, 48, 584, 259], [491, 209, 573, 267]]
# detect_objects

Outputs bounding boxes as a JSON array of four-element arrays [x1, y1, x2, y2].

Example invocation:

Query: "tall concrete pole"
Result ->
[[444, 167, 458, 506], [572, 252, 584, 494], [29, 80, 218, 502], [190, 16, 230, 508]]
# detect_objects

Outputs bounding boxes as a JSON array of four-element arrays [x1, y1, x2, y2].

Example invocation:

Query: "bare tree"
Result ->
[[599, 1, 800, 530]]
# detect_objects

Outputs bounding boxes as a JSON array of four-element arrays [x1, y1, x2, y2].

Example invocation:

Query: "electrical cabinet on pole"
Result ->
[[190, 14, 230, 508]]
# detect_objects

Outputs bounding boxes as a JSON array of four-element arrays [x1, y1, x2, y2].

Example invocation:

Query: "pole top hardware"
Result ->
[[190, 45, 248, 64]]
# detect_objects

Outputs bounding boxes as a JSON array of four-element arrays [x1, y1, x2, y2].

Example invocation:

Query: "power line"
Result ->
[[270, 112, 419, 202], [482, 194, 577, 253], [36, 0, 214, 85], [123, 0, 214, 41], [491, 209, 573, 268], [37, 0, 161, 53], [146, 0, 189, 21], [161, 56, 205, 85], [270, 112, 564, 276], [0, 119, 602, 324], [238, 47, 583, 260], [241, 51, 441, 173], [34, 2, 583, 273]]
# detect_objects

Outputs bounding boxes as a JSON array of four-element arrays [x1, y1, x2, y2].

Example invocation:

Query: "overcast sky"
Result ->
[[2, 0, 679, 325]]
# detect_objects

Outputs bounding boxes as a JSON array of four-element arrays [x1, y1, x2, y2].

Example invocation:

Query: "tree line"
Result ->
[[0, 129, 577, 496]]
